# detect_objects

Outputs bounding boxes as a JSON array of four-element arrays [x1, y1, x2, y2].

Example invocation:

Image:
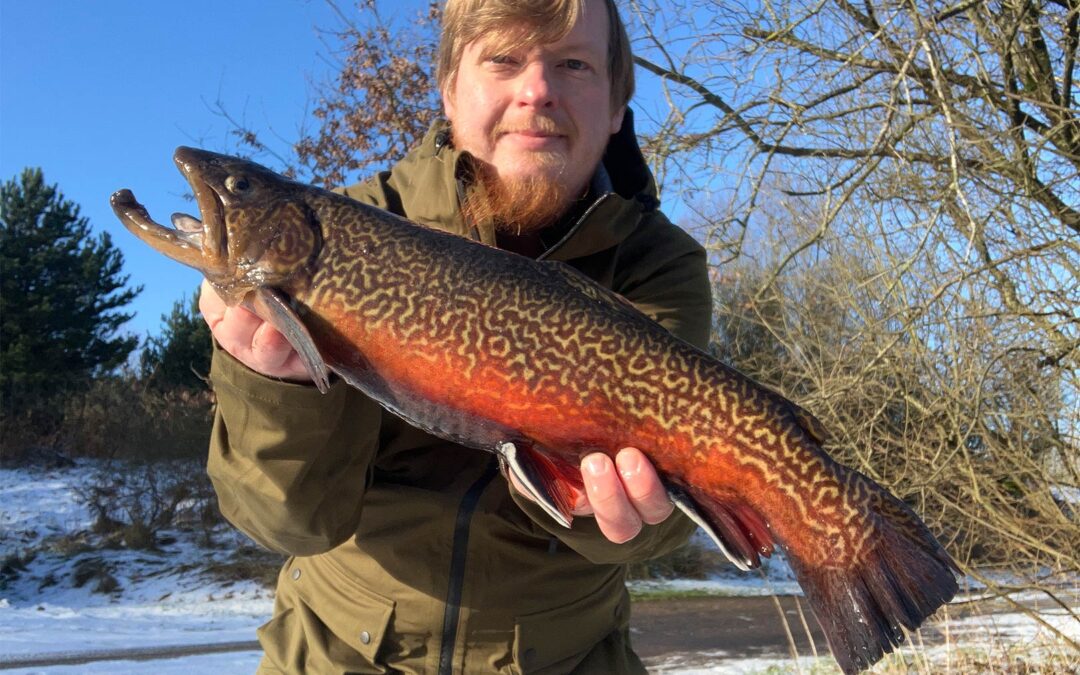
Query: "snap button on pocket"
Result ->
[[292, 568, 302, 581], [296, 557, 395, 660]]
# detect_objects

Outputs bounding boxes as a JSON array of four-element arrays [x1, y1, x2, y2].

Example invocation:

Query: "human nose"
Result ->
[[515, 62, 557, 109]]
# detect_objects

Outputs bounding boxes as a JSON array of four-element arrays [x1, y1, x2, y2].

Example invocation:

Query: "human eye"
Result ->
[[486, 53, 519, 67], [561, 58, 595, 74]]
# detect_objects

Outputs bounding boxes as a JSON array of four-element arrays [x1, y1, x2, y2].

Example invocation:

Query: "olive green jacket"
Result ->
[[207, 113, 713, 674]]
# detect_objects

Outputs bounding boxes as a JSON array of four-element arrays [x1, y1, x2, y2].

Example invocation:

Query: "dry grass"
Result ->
[[200, 544, 285, 589], [756, 584, 1080, 674]]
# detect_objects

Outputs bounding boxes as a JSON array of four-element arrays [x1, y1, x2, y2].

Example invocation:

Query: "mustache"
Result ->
[[492, 117, 571, 137]]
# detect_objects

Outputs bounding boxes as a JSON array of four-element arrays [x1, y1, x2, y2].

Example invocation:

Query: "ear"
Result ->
[[442, 81, 457, 122], [609, 105, 626, 135]]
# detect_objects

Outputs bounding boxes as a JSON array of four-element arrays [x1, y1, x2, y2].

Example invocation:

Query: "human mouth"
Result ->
[[506, 132, 562, 147], [498, 129, 568, 153], [494, 118, 570, 146]]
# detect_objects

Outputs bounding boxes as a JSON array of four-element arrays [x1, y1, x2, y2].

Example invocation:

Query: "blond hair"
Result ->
[[437, 0, 635, 110]]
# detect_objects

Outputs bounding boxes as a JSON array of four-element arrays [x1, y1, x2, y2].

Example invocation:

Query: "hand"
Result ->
[[199, 279, 311, 382], [512, 447, 675, 544]]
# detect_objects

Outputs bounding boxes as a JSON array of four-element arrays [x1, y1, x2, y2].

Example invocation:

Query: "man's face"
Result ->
[[443, 0, 625, 226]]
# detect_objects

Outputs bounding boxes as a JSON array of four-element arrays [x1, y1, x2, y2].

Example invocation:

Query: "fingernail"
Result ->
[[617, 449, 641, 479], [584, 454, 608, 476]]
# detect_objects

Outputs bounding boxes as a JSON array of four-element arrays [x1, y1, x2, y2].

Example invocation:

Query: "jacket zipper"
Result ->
[[437, 458, 500, 675], [536, 193, 614, 262]]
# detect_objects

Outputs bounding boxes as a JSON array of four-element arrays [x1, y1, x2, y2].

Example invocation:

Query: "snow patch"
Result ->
[[0, 462, 274, 664]]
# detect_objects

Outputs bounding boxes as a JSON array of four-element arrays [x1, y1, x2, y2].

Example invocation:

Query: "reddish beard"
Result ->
[[457, 119, 577, 234], [463, 161, 573, 234]]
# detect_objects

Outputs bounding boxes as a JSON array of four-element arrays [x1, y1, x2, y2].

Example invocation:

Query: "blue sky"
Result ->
[[1, 0, 429, 340]]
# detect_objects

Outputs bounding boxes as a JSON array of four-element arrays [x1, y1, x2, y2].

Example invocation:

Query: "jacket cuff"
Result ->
[[208, 339, 348, 408]]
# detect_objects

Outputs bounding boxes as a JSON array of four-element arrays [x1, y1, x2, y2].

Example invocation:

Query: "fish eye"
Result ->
[[226, 175, 251, 194]]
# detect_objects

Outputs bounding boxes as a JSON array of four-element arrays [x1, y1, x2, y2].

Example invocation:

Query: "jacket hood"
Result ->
[[600, 108, 660, 209]]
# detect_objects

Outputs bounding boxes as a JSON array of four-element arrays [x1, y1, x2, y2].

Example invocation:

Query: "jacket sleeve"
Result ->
[[510, 212, 713, 564], [207, 343, 384, 556]]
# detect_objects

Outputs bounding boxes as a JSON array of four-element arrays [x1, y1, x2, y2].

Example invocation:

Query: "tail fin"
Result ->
[[785, 470, 958, 674], [682, 470, 958, 674]]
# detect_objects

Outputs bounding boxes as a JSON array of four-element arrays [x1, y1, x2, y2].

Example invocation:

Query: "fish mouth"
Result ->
[[109, 147, 227, 274]]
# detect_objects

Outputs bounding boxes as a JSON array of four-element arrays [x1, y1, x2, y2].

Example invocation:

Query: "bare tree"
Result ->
[[297, 0, 443, 186], [626, 0, 1079, 649], [628, 0, 1078, 364]]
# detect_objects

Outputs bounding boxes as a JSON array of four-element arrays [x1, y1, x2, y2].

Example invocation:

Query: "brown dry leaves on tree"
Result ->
[[296, 0, 443, 187], [223, 0, 443, 187], [282, 0, 443, 187]]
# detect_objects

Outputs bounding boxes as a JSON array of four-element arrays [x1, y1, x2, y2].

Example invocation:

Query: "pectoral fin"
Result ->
[[497, 442, 584, 529], [247, 287, 331, 393]]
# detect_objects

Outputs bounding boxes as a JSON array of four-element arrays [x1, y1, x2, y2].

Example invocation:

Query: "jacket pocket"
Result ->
[[513, 582, 630, 674], [275, 556, 396, 672]]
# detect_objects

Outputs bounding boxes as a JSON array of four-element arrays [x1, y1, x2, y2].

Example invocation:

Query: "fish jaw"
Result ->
[[110, 188, 215, 274], [109, 150, 239, 301], [112, 147, 331, 389], [173, 148, 229, 271]]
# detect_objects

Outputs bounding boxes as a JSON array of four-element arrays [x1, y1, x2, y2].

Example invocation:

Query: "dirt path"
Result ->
[[0, 641, 260, 670], [632, 595, 829, 667]]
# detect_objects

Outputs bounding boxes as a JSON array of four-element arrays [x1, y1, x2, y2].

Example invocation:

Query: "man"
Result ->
[[201, 0, 712, 671]]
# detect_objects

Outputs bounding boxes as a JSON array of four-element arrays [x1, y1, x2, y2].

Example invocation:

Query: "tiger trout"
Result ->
[[111, 147, 958, 674]]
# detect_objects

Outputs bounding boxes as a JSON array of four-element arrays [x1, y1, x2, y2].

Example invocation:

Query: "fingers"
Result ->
[[579, 448, 674, 544], [615, 447, 675, 525], [198, 278, 227, 328], [581, 453, 639, 543], [199, 279, 310, 381]]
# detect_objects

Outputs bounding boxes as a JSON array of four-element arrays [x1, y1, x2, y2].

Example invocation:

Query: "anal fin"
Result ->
[[668, 484, 774, 571], [498, 442, 583, 529]]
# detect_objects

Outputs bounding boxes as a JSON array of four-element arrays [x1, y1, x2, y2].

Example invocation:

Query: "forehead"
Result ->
[[468, 0, 610, 56]]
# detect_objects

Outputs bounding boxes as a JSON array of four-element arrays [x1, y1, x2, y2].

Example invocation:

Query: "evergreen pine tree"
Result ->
[[1, 168, 141, 427], [140, 288, 212, 392]]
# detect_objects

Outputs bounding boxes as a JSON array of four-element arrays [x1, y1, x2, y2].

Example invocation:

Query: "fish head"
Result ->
[[110, 146, 322, 305]]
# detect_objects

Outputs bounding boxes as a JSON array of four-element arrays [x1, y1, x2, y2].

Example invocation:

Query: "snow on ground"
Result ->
[[0, 461, 273, 668], [647, 599, 1080, 674], [627, 535, 803, 598], [1, 462, 1077, 674]]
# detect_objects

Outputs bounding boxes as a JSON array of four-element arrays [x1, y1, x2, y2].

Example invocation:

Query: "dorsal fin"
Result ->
[[789, 401, 831, 446]]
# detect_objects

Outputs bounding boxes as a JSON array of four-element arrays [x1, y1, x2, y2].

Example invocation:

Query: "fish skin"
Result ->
[[111, 147, 959, 674]]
